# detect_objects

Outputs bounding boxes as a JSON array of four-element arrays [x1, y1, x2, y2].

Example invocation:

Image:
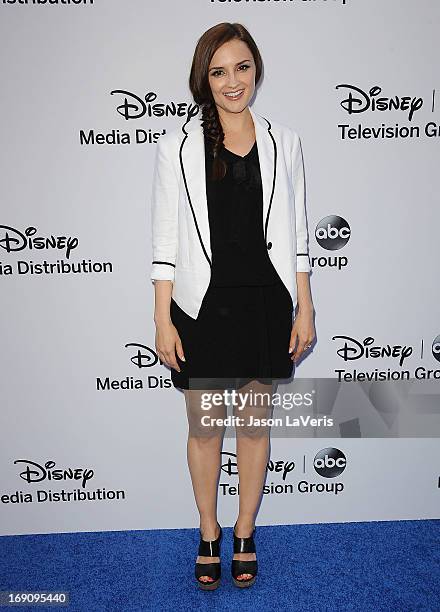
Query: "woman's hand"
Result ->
[[289, 307, 316, 363], [155, 320, 186, 372]]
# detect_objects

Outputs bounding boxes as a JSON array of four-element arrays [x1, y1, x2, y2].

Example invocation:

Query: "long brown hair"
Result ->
[[189, 23, 263, 181]]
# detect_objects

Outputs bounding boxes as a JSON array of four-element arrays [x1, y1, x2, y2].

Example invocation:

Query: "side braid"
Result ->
[[201, 102, 227, 181]]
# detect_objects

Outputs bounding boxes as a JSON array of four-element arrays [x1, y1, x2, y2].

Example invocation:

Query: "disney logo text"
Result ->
[[110, 90, 199, 121], [14, 459, 94, 489], [336, 84, 423, 121], [332, 335, 412, 366], [0, 225, 78, 259]]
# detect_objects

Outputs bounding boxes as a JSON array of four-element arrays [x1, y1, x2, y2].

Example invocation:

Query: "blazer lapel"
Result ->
[[179, 105, 276, 267], [251, 106, 277, 245]]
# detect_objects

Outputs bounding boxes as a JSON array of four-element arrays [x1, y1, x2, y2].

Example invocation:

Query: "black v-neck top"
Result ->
[[204, 135, 280, 287]]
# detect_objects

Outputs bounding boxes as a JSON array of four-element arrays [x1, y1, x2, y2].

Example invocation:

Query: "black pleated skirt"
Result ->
[[169, 277, 294, 390]]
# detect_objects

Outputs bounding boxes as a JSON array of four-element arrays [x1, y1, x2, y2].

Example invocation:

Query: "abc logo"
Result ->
[[313, 448, 346, 478], [315, 215, 351, 250], [432, 335, 440, 363]]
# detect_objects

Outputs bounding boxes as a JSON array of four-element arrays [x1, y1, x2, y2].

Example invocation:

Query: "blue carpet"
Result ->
[[1, 520, 439, 612]]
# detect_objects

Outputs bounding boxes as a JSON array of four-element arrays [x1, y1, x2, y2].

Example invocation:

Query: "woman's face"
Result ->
[[208, 39, 256, 116]]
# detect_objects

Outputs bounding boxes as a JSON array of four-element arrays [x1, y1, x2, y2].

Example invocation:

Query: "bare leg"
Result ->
[[233, 379, 274, 580], [184, 387, 226, 584]]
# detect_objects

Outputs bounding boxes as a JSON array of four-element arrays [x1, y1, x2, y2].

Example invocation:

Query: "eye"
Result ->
[[210, 64, 251, 78]]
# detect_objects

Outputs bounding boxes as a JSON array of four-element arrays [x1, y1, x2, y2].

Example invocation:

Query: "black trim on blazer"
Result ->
[[180, 114, 212, 268], [152, 261, 176, 267], [262, 116, 277, 248]]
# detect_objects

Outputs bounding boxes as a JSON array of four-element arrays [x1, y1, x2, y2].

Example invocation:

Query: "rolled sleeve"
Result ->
[[150, 135, 179, 284], [291, 131, 311, 273]]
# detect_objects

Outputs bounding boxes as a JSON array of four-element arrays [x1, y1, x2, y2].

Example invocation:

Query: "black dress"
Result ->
[[169, 135, 294, 390]]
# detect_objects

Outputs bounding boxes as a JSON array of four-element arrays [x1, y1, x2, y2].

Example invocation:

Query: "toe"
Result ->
[[201, 576, 213, 582]]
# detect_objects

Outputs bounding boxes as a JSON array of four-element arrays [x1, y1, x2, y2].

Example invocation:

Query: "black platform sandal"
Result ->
[[231, 522, 258, 588], [195, 522, 222, 590]]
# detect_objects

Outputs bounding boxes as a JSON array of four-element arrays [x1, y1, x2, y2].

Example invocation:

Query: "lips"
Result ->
[[223, 89, 244, 100]]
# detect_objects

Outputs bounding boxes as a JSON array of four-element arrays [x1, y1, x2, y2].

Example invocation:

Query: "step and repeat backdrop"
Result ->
[[1, 0, 439, 535]]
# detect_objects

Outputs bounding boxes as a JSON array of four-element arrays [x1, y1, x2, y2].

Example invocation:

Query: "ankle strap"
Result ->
[[198, 525, 222, 557], [233, 525, 256, 554]]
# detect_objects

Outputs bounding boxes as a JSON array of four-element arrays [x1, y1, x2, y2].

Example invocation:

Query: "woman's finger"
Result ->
[[175, 337, 186, 362], [289, 329, 298, 354], [164, 349, 180, 372], [292, 338, 308, 361]]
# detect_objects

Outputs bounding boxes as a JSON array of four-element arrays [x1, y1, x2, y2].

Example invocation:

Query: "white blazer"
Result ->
[[150, 105, 311, 320]]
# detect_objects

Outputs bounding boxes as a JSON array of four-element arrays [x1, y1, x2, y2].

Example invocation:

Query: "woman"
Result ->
[[150, 22, 315, 589]]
